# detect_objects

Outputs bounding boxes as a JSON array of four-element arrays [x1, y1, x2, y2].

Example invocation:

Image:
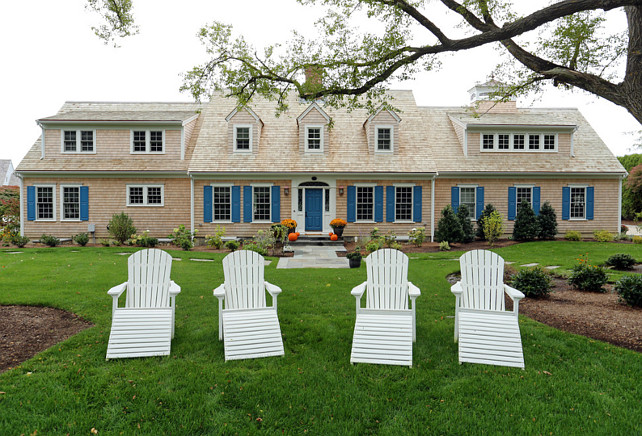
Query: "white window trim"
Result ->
[[211, 183, 233, 223], [304, 125, 324, 153], [61, 129, 97, 154], [374, 125, 394, 153], [127, 184, 165, 207], [130, 130, 166, 154], [478, 132, 558, 153], [252, 184, 272, 223], [393, 183, 415, 223], [355, 183, 376, 223], [34, 184, 56, 222], [569, 184, 588, 221], [457, 184, 478, 220], [60, 184, 82, 222], [514, 184, 534, 209], [233, 124, 253, 153]]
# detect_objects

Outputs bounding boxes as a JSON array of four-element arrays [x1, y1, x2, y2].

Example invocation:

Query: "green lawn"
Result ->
[[0, 242, 641, 434]]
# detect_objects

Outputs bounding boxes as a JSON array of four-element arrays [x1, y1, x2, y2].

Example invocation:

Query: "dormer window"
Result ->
[[376, 126, 393, 152], [234, 125, 252, 152], [131, 130, 164, 153], [528, 134, 540, 150], [62, 130, 95, 153], [305, 126, 323, 152], [479, 132, 557, 152]]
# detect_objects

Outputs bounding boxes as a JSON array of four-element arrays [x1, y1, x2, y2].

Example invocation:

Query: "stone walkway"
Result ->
[[277, 244, 349, 269]]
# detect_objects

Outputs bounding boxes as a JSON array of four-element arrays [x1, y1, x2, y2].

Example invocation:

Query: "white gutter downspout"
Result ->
[[463, 127, 468, 157], [180, 127, 185, 161], [18, 174, 24, 236], [190, 176, 195, 236], [431, 174, 437, 242], [38, 122, 45, 159], [570, 126, 578, 157], [618, 175, 623, 234]]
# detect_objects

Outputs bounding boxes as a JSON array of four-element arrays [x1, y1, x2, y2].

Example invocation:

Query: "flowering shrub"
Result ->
[[439, 241, 451, 251], [634, 236, 642, 244], [593, 230, 614, 242], [130, 230, 158, 248], [408, 227, 426, 247], [169, 225, 197, 251], [280, 219, 297, 230], [330, 218, 347, 228], [568, 254, 608, 293], [205, 225, 226, 249]]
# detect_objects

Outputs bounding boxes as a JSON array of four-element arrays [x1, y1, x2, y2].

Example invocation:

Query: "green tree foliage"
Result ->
[[483, 210, 503, 246], [619, 154, 642, 219], [108, 212, 137, 244], [435, 205, 463, 244], [512, 200, 540, 241], [537, 201, 558, 240], [456, 204, 475, 243], [476, 203, 497, 241], [0, 186, 20, 241]]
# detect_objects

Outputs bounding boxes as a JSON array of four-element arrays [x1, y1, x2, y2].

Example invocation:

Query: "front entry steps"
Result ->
[[289, 235, 345, 247]]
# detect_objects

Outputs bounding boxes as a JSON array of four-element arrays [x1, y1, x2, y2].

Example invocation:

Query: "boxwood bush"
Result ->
[[605, 253, 637, 270], [568, 255, 608, 293], [614, 275, 642, 307], [510, 267, 552, 298]]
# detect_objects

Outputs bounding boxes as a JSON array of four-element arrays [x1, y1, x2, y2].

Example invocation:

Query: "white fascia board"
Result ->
[[225, 106, 263, 125], [366, 106, 402, 124], [297, 102, 331, 124]]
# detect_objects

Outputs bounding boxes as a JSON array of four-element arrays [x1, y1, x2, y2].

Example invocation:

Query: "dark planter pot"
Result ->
[[333, 226, 345, 238], [349, 257, 361, 268], [288, 227, 296, 235]]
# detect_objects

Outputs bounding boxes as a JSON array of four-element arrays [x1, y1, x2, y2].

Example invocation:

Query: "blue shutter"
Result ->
[[413, 185, 422, 223], [347, 186, 356, 222], [451, 186, 459, 213], [231, 186, 241, 223], [243, 186, 253, 223], [562, 187, 570, 220], [374, 186, 383, 223], [203, 185, 212, 223], [475, 187, 484, 220], [508, 187, 517, 220], [586, 186, 594, 220], [271, 186, 280, 223], [27, 186, 35, 221], [80, 186, 89, 221], [386, 186, 395, 222], [533, 187, 541, 216]]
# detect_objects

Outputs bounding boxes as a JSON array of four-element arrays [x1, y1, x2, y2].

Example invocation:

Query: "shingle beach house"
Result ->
[[16, 83, 626, 241]]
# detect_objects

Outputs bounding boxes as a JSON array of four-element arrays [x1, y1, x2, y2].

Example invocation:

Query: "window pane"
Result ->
[[81, 131, 94, 152], [570, 187, 586, 219], [482, 134, 494, 150], [63, 187, 80, 219], [147, 187, 162, 204], [459, 187, 476, 219], [129, 186, 144, 204], [64, 131, 77, 152], [150, 131, 163, 152], [236, 127, 250, 150], [498, 134, 510, 150], [395, 187, 413, 220], [37, 187, 54, 219], [544, 134, 555, 150], [253, 187, 271, 220], [133, 131, 146, 152], [529, 134, 540, 150], [325, 189, 330, 212], [213, 186, 231, 221], [307, 127, 321, 150], [356, 187, 373, 221], [297, 188, 303, 212], [516, 187, 532, 212], [513, 134, 525, 149], [377, 128, 391, 151]]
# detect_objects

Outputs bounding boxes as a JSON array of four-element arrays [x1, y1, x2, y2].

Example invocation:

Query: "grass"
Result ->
[[0, 242, 641, 434]]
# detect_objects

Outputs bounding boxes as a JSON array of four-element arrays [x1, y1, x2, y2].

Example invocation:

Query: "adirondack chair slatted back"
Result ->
[[125, 249, 172, 308], [365, 249, 409, 310], [459, 249, 505, 311], [222, 250, 267, 310]]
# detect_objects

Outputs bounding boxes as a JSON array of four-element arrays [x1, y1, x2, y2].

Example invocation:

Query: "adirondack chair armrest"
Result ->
[[408, 282, 421, 299], [213, 284, 226, 300], [351, 282, 367, 297], [264, 281, 282, 297], [169, 280, 181, 296], [504, 284, 525, 301], [450, 281, 463, 296], [108, 282, 127, 298]]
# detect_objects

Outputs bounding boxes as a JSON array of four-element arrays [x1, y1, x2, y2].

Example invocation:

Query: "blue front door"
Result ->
[[305, 189, 323, 231]]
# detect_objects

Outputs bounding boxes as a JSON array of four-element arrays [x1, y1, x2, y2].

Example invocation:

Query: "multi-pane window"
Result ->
[[513, 134, 525, 150], [544, 134, 556, 150], [306, 127, 322, 151], [128, 185, 164, 206], [235, 126, 251, 151], [482, 134, 494, 150], [376, 127, 392, 151], [395, 186, 413, 221], [528, 134, 540, 150], [570, 187, 586, 219], [325, 189, 330, 212], [498, 134, 510, 150], [297, 188, 303, 212], [356, 186, 374, 221], [36, 186, 54, 220], [131, 130, 164, 153], [253, 186, 271, 221], [516, 187, 532, 211], [213, 186, 231, 221], [459, 187, 476, 219], [63, 130, 94, 152], [62, 186, 80, 220]]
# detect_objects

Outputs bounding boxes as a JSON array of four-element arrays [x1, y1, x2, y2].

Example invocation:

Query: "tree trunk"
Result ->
[[620, 6, 642, 124]]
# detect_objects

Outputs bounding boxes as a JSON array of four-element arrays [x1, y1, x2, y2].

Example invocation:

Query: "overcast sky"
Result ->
[[1, 0, 640, 168]]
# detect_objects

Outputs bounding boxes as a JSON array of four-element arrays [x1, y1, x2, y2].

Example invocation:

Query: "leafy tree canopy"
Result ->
[[88, 0, 642, 123]]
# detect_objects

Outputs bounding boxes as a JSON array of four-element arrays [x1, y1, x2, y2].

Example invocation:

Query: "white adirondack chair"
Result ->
[[451, 249, 525, 369], [213, 250, 284, 361], [106, 249, 181, 359], [350, 249, 420, 367]]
